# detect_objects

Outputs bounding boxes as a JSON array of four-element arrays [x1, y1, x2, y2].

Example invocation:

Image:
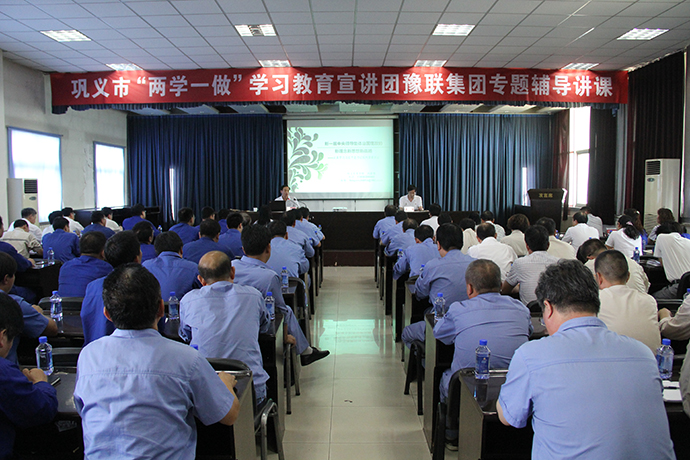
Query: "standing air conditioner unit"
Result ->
[[7, 178, 38, 221], [644, 159, 680, 234]]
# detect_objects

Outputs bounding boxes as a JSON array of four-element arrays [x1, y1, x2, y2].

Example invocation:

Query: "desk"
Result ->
[[423, 314, 454, 449], [402, 277, 427, 364], [15, 259, 62, 299], [392, 273, 408, 342], [640, 257, 670, 295], [382, 254, 395, 315]]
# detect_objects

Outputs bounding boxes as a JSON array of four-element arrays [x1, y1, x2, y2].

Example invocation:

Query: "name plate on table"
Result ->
[[404, 206, 414, 212]]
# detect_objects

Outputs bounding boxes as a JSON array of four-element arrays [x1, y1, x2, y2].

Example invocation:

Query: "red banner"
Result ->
[[50, 67, 627, 107]]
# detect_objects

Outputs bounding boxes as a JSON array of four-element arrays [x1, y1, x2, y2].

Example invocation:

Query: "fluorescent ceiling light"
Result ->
[[107, 63, 142, 71], [259, 60, 290, 67], [562, 62, 599, 70], [415, 60, 447, 67], [617, 28, 668, 40], [235, 24, 277, 37], [432, 24, 475, 36], [40, 30, 90, 42]]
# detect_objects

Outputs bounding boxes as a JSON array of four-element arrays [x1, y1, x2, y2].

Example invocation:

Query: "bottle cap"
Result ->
[[662, 338, 671, 346], [437, 293, 443, 297], [170, 291, 176, 297], [191, 344, 198, 350], [479, 339, 487, 346], [267, 291, 272, 296], [282, 266, 287, 269], [52, 290, 58, 295], [49, 247, 53, 250], [39, 336, 48, 343]]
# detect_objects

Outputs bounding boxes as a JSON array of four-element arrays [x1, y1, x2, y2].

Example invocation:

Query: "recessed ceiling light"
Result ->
[[259, 60, 290, 67], [415, 60, 447, 67], [40, 30, 90, 42], [235, 24, 277, 37], [107, 63, 142, 71], [432, 24, 475, 36], [617, 28, 668, 40], [562, 63, 599, 70]]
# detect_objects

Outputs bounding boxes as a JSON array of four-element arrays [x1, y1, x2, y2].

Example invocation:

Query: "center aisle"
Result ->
[[271, 266, 431, 460]]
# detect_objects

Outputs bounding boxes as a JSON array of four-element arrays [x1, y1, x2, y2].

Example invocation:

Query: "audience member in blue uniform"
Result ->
[[255, 205, 272, 226], [183, 220, 233, 264], [393, 225, 440, 280], [402, 223, 475, 348], [373, 205, 398, 240], [180, 251, 271, 402], [122, 203, 160, 237], [169, 207, 199, 244], [42, 217, 80, 262], [0, 295, 58, 459], [0, 252, 57, 364], [386, 218, 418, 256], [380, 210, 407, 247], [232, 224, 329, 366], [0, 216, 33, 272], [497, 259, 676, 460], [81, 210, 115, 240], [74, 264, 239, 459], [143, 231, 199, 299], [298, 207, 325, 242], [58, 232, 113, 297], [283, 210, 315, 258], [217, 208, 230, 234], [267, 221, 309, 277], [81, 231, 141, 345], [218, 212, 244, 258], [133, 221, 157, 263]]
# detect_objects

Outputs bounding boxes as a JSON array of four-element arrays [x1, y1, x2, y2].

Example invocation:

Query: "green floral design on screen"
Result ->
[[287, 127, 327, 191]]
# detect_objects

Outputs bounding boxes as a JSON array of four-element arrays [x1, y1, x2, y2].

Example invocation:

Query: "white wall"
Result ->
[[1, 54, 127, 222]]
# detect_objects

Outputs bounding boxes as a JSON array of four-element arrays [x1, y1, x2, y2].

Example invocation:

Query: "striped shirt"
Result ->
[[505, 250, 560, 304]]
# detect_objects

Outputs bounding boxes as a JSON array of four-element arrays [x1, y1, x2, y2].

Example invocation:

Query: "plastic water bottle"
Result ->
[[433, 293, 446, 323], [475, 339, 490, 380], [49, 290, 62, 322], [281, 267, 289, 292], [47, 247, 55, 263], [265, 291, 276, 321], [656, 339, 674, 380], [35, 337, 53, 376], [633, 247, 640, 262], [168, 292, 179, 320]]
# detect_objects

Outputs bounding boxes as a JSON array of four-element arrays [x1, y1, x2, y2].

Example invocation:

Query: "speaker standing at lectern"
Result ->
[[275, 185, 301, 209], [399, 184, 423, 211]]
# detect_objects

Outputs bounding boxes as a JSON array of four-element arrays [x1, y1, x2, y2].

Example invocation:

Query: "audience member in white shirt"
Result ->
[[101, 207, 122, 233], [6, 207, 42, 241], [605, 215, 642, 259], [62, 207, 84, 236], [399, 184, 423, 211], [594, 249, 660, 353], [580, 238, 650, 294], [480, 210, 506, 241], [501, 214, 529, 257], [653, 222, 690, 299], [648, 208, 675, 243], [580, 206, 605, 237], [534, 217, 576, 260], [468, 223, 517, 281], [562, 212, 600, 251], [420, 203, 441, 232], [459, 218, 479, 254]]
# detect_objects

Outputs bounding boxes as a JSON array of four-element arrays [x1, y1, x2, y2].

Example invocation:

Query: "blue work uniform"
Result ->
[[80, 277, 112, 345], [180, 281, 271, 400], [267, 237, 309, 277], [385, 228, 416, 256], [122, 215, 160, 237], [139, 243, 157, 263], [183, 237, 233, 264], [169, 223, 199, 244], [373, 215, 396, 239], [0, 241, 31, 272], [218, 219, 229, 235], [393, 238, 440, 280], [7, 293, 49, 364], [499, 317, 676, 460], [58, 255, 113, 297], [380, 221, 403, 246], [74, 328, 236, 459], [434, 292, 532, 401], [286, 226, 315, 258], [42, 229, 80, 262], [81, 223, 115, 240], [142, 251, 199, 299], [295, 220, 322, 245], [218, 229, 243, 258], [232, 256, 309, 354]]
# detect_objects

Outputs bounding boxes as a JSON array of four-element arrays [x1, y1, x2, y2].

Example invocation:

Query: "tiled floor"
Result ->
[[270, 266, 431, 460]]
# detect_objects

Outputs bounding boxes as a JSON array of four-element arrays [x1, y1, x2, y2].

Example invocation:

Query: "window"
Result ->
[[567, 107, 591, 207], [94, 143, 126, 209], [8, 128, 61, 222]]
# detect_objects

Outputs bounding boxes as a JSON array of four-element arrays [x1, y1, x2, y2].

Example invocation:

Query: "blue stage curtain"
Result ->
[[127, 114, 283, 225], [399, 113, 553, 224]]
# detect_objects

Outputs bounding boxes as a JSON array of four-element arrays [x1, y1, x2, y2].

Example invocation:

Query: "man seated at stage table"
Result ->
[[535, 217, 576, 260], [1, 219, 42, 259], [74, 264, 239, 459], [275, 184, 301, 209], [497, 260, 675, 460], [401, 224, 475, 348], [183, 220, 233, 264], [169, 207, 199, 245], [143, 231, 199, 299], [420, 203, 441, 233], [296, 207, 324, 244], [122, 203, 160, 237], [218, 212, 244, 258], [380, 210, 407, 248], [501, 214, 529, 257], [459, 218, 479, 254], [0, 252, 57, 365], [101, 207, 122, 233], [373, 205, 398, 240], [481, 210, 506, 241], [42, 217, 80, 263], [61, 207, 84, 237], [266, 221, 309, 278], [393, 224, 439, 280], [562, 212, 599, 251], [232, 224, 329, 366], [58, 232, 113, 297], [579, 238, 650, 294], [180, 251, 271, 404], [0, 294, 58, 459], [594, 250, 660, 353], [653, 221, 690, 299], [282, 210, 315, 259], [6, 207, 42, 241], [468, 223, 517, 281], [399, 184, 423, 211], [502, 226, 559, 305], [81, 211, 115, 240], [385, 218, 417, 256]]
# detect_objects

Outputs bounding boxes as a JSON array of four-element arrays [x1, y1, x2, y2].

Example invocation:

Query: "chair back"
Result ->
[[676, 271, 690, 298], [38, 296, 84, 312], [52, 347, 82, 368], [526, 300, 542, 317]]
